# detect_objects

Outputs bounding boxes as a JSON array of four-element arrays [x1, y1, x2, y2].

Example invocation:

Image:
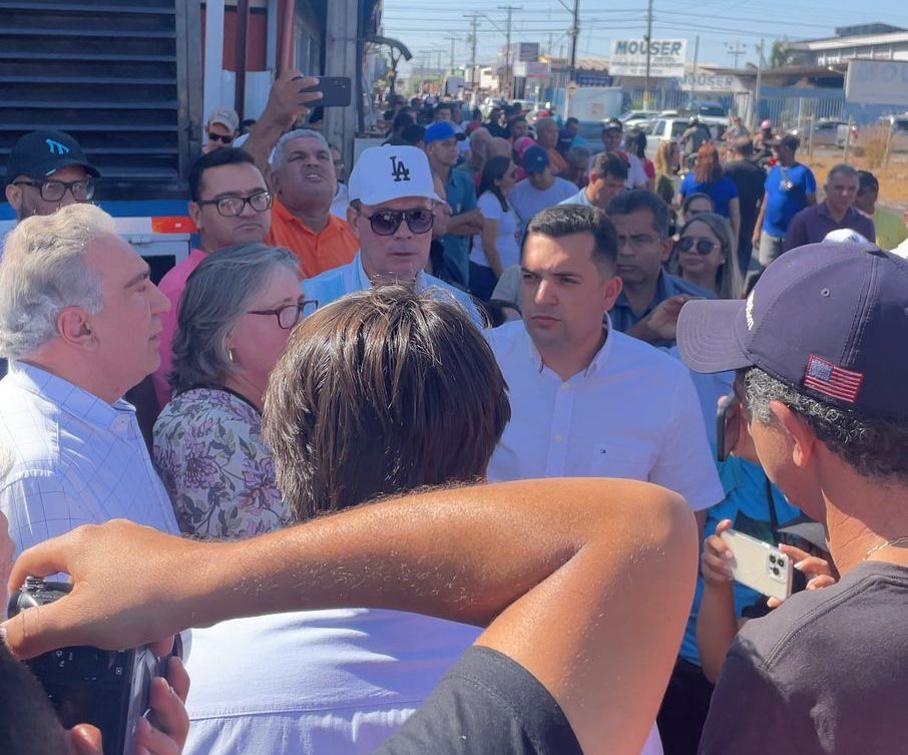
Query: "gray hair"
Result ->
[[676, 212, 743, 300], [826, 163, 859, 183], [0, 203, 112, 360], [271, 128, 331, 169], [170, 243, 299, 394], [744, 367, 908, 484]]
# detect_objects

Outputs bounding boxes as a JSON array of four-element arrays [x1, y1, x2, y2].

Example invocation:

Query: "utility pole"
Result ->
[[499, 5, 521, 100], [465, 14, 481, 87], [753, 38, 765, 130], [566, 0, 579, 117], [725, 40, 746, 68], [445, 34, 457, 75], [690, 34, 700, 105], [643, 0, 653, 109]]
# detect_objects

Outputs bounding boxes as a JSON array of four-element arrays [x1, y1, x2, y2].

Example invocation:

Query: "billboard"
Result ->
[[513, 61, 551, 78], [845, 59, 908, 106], [680, 73, 747, 93], [610, 39, 686, 78]]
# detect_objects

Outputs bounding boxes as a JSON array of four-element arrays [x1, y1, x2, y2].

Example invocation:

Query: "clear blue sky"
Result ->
[[381, 0, 908, 73]]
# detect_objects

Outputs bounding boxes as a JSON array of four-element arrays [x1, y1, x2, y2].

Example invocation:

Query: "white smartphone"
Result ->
[[719, 528, 792, 601]]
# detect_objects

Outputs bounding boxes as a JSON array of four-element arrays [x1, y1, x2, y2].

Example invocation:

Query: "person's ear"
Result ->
[[270, 168, 283, 199], [57, 307, 97, 350], [769, 400, 816, 469], [602, 269, 623, 312], [188, 201, 203, 231], [660, 235, 673, 263], [5, 184, 22, 215], [347, 204, 362, 235]]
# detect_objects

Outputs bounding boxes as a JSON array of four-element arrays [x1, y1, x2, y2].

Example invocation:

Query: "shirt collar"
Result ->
[[352, 251, 428, 292], [523, 314, 614, 379], [9, 362, 134, 432], [614, 270, 670, 314]]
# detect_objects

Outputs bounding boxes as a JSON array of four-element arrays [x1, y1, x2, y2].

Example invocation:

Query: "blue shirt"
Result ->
[[440, 169, 478, 289], [609, 271, 713, 347], [0, 363, 179, 554], [680, 174, 739, 219], [302, 251, 484, 329], [762, 162, 817, 238], [558, 187, 594, 207], [678, 456, 801, 667]]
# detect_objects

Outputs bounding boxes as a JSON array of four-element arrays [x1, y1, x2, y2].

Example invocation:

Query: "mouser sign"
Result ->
[[611, 39, 687, 78]]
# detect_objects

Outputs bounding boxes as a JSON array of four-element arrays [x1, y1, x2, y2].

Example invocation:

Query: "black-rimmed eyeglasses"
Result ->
[[197, 191, 273, 217], [248, 298, 319, 329], [13, 178, 95, 202]]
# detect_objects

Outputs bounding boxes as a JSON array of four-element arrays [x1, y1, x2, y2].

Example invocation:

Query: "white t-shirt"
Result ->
[[508, 176, 578, 230], [486, 319, 724, 512], [471, 191, 521, 270], [627, 153, 649, 189], [184, 609, 481, 754]]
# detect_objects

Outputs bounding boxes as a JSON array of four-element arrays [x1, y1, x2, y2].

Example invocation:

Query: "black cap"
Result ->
[[5, 130, 100, 186]]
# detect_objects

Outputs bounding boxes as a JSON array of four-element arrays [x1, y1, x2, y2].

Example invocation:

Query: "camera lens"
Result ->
[[771, 566, 779, 576], [769, 555, 777, 564]]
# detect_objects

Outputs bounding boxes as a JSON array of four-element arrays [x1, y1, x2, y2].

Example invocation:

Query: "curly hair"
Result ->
[[744, 367, 908, 484]]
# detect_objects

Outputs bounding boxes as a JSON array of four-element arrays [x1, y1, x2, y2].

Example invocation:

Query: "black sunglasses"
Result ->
[[208, 133, 234, 144], [677, 236, 720, 255], [365, 208, 434, 236]]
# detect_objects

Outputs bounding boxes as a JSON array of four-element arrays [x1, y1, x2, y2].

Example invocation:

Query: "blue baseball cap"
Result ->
[[423, 122, 465, 146], [677, 242, 908, 419], [522, 145, 549, 174]]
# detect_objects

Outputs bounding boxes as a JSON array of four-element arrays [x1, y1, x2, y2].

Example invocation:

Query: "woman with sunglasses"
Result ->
[[153, 244, 313, 539], [469, 156, 520, 301], [675, 212, 743, 300]]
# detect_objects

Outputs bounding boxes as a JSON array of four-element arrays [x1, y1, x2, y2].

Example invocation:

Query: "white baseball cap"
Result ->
[[207, 107, 240, 132], [348, 145, 441, 206]]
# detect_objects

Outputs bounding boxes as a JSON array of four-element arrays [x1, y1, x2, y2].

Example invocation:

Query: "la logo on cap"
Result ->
[[389, 155, 411, 183]]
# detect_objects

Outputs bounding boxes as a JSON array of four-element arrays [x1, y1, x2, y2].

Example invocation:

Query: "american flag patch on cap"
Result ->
[[803, 354, 864, 403]]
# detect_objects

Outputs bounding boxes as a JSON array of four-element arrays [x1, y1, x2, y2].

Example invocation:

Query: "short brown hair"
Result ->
[[263, 285, 510, 520]]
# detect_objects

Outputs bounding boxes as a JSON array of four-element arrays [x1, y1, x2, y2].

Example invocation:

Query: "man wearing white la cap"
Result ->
[[303, 145, 483, 327]]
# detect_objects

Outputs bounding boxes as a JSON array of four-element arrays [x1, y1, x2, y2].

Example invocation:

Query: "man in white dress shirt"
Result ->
[[487, 204, 723, 523], [304, 144, 483, 328], [0, 203, 179, 552]]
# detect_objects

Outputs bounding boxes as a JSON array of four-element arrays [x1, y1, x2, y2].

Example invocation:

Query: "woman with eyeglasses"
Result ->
[[469, 156, 520, 301], [674, 212, 743, 300], [153, 244, 314, 539]]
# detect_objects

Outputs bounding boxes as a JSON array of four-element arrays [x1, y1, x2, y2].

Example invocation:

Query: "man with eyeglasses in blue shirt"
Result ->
[[304, 145, 483, 328]]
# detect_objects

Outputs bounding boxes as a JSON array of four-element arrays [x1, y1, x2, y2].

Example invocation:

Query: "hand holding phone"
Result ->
[[295, 76, 352, 108], [720, 528, 793, 602]]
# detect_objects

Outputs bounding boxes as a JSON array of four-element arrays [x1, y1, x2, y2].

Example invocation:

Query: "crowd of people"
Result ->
[[0, 74, 907, 755]]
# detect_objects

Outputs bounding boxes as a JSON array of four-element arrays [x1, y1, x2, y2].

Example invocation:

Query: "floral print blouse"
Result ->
[[153, 387, 289, 539]]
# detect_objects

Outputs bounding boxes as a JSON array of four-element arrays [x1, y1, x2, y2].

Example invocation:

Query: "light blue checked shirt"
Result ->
[[0, 362, 179, 555], [303, 252, 485, 329]]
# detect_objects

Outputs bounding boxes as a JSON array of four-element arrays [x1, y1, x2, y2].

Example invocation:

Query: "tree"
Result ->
[[770, 38, 792, 68]]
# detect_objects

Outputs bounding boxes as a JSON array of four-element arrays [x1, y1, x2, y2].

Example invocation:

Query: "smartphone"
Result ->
[[716, 393, 738, 463], [720, 528, 793, 602], [296, 76, 351, 108]]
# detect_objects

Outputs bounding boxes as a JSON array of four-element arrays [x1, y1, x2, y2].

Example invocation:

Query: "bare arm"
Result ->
[[240, 70, 322, 175], [752, 191, 767, 244], [479, 216, 504, 277], [696, 519, 743, 683], [445, 208, 485, 237], [5, 478, 697, 755], [728, 196, 741, 243]]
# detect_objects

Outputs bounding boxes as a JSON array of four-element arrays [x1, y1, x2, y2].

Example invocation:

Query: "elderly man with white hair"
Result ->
[[264, 128, 359, 278], [0, 203, 179, 554]]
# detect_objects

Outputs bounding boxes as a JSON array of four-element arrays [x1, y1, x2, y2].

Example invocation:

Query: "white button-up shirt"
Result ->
[[487, 320, 723, 512], [0, 362, 179, 553]]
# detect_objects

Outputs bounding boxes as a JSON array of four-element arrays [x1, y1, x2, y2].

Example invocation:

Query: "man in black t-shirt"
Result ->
[[677, 239, 908, 753], [723, 137, 765, 273]]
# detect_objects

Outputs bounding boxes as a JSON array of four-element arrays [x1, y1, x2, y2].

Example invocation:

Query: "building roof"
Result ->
[[789, 29, 908, 51]]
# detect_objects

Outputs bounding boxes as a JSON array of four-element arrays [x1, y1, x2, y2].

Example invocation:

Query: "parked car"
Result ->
[[791, 119, 847, 149], [619, 109, 659, 125], [645, 117, 722, 160]]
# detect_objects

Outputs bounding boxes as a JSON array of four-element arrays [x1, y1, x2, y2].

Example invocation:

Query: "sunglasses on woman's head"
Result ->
[[677, 236, 720, 255]]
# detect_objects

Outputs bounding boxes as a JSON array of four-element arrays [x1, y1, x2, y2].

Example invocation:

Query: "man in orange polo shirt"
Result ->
[[265, 128, 358, 278]]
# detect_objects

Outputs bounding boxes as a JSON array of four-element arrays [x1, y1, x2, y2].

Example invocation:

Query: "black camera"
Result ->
[[8, 577, 167, 755]]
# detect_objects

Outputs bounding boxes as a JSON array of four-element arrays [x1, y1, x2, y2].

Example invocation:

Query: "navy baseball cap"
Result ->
[[5, 130, 100, 186], [423, 122, 465, 146], [677, 241, 908, 419], [522, 145, 549, 174]]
